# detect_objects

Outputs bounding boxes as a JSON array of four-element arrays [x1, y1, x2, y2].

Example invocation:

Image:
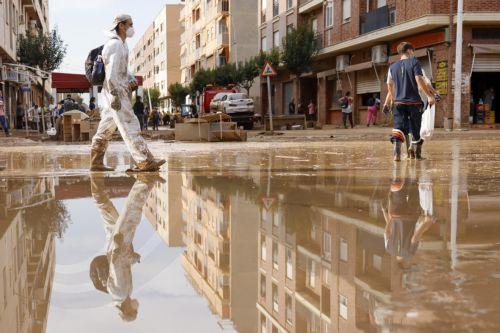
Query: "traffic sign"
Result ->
[[261, 61, 277, 77], [262, 196, 276, 211]]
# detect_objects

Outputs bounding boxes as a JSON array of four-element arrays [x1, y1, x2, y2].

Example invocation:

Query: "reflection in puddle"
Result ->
[[1, 145, 500, 332]]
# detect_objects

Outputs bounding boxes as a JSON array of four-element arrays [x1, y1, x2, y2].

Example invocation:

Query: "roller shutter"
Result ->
[[356, 69, 380, 94], [473, 55, 500, 73]]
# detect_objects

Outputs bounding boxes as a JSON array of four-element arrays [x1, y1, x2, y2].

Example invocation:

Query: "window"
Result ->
[[287, 0, 293, 10], [286, 249, 293, 279], [260, 274, 267, 298], [323, 232, 332, 260], [196, 34, 201, 48], [273, 0, 279, 17], [325, 2, 334, 28], [339, 295, 348, 320], [272, 283, 279, 312], [340, 238, 348, 262], [273, 30, 280, 48], [307, 259, 316, 288], [312, 18, 318, 34], [261, 235, 267, 261], [342, 0, 351, 22], [285, 293, 293, 324], [261, 0, 267, 22], [273, 241, 279, 269], [287, 24, 294, 35], [261, 36, 268, 51]]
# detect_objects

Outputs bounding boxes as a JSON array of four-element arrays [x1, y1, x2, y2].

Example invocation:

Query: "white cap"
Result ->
[[110, 14, 132, 31]]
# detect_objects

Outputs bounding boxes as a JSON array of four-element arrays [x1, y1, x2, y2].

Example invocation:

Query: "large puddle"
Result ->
[[1, 140, 500, 332]]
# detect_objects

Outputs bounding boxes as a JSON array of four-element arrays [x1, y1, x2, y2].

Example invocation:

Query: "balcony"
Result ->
[[360, 6, 390, 35], [218, 0, 229, 14], [217, 32, 230, 47], [313, 33, 323, 50], [298, 0, 323, 14]]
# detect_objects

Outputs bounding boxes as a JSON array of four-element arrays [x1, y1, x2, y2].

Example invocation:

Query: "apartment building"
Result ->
[[179, 0, 259, 84], [0, 0, 50, 128], [180, 172, 259, 332], [259, 0, 500, 128], [130, 4, 182, 113]]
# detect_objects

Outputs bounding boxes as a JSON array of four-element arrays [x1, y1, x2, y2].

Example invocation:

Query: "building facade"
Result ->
[[0, 0, 50, 129], [179, 0, 259, 85], [259, 0, 500, 128], [130, 4, 182, 113]]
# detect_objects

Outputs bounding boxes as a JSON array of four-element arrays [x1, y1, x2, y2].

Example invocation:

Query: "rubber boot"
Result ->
[[90, 149, 115, 172], [126, 150, 166, 173], [393, 141, 402, 162], [414, 142, 424, 160], [404, 134, 414, 159]]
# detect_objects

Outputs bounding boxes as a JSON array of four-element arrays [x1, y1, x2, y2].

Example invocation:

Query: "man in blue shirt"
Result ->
[[383, 42, 435, 161]]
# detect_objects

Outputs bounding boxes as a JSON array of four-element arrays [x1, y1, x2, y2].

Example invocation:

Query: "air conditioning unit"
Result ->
[[371, 45, 388, 64], [336, 55, 350, 72]]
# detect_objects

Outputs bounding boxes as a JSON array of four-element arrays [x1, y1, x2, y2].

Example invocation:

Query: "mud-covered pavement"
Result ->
[[1, 139, 500, 333]]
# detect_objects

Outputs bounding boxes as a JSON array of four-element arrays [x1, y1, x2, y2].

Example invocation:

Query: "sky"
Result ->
[[49, 0, 180, 74]]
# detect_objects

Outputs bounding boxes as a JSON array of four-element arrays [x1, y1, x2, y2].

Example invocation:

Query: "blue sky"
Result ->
[[49, 0, 180, 74]]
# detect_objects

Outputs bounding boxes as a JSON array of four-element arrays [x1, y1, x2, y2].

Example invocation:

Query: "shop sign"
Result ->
[[390, 30, 446, 54], [18, 71, 30, 84], [435, 60, 448, 95]]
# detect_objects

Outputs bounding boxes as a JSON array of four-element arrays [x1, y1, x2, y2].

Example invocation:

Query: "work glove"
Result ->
[[383, 104, 392, 116]]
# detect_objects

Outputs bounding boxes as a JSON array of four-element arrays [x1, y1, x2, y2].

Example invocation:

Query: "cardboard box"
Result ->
[[175, 122, 210, 141]]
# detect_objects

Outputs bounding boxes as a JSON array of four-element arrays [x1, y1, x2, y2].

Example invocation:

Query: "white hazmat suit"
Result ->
[[91, 31, 151, 165]]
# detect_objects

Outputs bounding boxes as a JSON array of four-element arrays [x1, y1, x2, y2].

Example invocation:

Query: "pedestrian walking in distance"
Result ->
[[90, 14, 165, 172], [339, 92, 354, 129], [383, 42, 435, 162], [133, 96, 145, 131]]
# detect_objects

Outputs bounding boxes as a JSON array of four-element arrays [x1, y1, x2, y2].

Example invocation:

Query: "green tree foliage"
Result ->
[[281, 24, 317, 75], [168, 83, 189, 109], [214, 63, 241, 87], [143, 88, 161, 108], [189, 68, 216, 94], [256, 48, 281, 69], [18, 28, 67, 72], [239, 58, 260, 95]]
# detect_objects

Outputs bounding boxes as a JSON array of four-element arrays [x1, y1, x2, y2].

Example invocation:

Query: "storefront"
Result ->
[[469, 44, 500, 125]]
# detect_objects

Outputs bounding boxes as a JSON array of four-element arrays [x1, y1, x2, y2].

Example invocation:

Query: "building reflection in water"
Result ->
[[0, 177, 63, 333]]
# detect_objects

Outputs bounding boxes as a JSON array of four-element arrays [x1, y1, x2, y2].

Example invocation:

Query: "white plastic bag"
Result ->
[[420, 104, 435, 140], [419, 180, 433, 216]]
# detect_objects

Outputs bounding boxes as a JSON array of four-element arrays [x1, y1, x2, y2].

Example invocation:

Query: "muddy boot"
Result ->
[[404, 134, 413, 159], [127, 151, 166, 173], [414, 142, 424, 160], [90, 149, 115, 172], [393, 141, 402, 162]]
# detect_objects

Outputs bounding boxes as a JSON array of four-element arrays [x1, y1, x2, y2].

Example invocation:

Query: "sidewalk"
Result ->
[[247, 125, 500, 142]]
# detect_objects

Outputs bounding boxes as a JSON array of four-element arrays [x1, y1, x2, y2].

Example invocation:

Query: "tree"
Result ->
[[214, 63, 240, 87], [168, 83, 189, 109], [189, 68, 216, 94], [143, 88, 161, 108], [281, 24, 317, 75], [238, 58, 260, 95], [256, 48, 281, 69], [18, 28, 67, 72]]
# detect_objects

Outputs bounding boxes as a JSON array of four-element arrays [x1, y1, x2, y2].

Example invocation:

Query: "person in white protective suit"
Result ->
[[89, 175, 160, 321], [90, 14, 165, 172]]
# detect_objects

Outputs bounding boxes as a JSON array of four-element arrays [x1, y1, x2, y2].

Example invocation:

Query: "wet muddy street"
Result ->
[[1, 140, 500, 333]]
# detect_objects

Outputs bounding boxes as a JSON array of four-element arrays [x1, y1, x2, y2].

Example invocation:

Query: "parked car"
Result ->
[[210, 92, 230, 112], [219, 93, 255, 129], [203, 87, 235, 113]]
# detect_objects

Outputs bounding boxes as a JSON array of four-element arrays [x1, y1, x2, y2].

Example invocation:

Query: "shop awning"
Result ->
[[470, 44, 500, 54], [470, 44, 500, 73], [51, 72, 144, 93]]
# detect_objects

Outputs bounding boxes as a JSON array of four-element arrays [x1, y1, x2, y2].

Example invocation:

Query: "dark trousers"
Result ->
[[0, 116, 9, 134], [153, 120, 159, 131], [135, 114, 144, 131], [342, 112, 353, 128], [391, 104, 423, 143]]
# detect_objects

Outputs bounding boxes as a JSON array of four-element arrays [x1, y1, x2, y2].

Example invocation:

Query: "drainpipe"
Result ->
[[453, 0, 464, 129]]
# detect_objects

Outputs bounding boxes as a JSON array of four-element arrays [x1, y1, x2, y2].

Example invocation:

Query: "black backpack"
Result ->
[[85, 37, 118, 86], [340, 97, 349, 109]]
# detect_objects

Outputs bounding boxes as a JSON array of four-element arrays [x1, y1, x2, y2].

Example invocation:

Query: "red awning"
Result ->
[[51, 72, 143, 93]]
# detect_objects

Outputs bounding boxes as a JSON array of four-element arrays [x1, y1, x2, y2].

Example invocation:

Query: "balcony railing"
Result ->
[[360, 6, 390, 35]]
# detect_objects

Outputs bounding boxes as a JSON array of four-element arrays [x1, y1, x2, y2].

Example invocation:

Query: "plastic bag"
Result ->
[[420, 104, 435, 140]]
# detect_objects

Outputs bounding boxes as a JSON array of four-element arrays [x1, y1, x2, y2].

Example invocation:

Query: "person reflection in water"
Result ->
[[382, 164, 435, 268], [89, 174, 159, 322]]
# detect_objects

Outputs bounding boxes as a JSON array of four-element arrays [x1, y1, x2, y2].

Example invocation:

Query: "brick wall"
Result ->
[[465, 0, 500, 12]]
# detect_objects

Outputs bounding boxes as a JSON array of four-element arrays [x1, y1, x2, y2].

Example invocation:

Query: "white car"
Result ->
[[219, 93, 255, 129], [210, 92, 230, 112]]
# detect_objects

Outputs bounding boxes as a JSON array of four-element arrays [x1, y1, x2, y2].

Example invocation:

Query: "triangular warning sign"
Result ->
[[261, 61, 277, 77], [262, 197, 276, 211]]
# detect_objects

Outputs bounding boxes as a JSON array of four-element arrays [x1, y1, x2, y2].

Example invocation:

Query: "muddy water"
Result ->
[[1, 140, 500, 333]]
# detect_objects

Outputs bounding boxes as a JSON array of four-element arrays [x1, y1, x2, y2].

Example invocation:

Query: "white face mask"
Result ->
[[126, 27, 135, 38]]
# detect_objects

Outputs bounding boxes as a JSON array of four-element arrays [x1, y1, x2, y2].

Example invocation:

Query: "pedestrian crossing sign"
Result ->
[[261, 61, 277, 77]]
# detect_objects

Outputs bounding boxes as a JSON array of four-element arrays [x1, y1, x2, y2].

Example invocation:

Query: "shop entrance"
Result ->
[[471, 72, 500, 124], [299, 77, 318, 115]]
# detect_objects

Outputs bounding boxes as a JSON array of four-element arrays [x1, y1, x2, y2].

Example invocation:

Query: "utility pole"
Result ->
[[453, 0, 464, 130]]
